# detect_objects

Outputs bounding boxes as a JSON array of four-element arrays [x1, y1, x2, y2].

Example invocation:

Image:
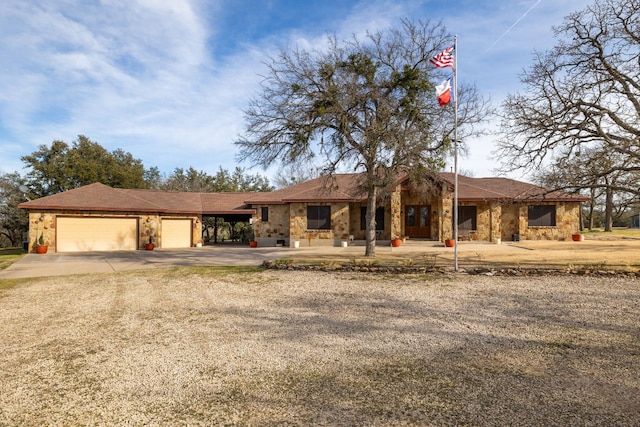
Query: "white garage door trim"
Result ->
[[161, 218, 192, 248], [57, 217, 138, 252]]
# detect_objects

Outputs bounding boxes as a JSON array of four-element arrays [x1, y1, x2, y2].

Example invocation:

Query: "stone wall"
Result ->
[[390, 188, 402, 239], [439, 188, 453, 241], [252, 198, 584, 247], [296, 202, 350, 247], [253, 204, 290, 246], [27, 212, 55, 251], [348, 201, 393, 241], [348, 203, 366, 240], [141, 214, 160, 247], [500, 204, 520, 241], [520, 202, 582, 241]]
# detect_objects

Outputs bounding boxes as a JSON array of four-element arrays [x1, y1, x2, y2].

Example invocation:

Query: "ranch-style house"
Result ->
[[19, 172, 589, 252]]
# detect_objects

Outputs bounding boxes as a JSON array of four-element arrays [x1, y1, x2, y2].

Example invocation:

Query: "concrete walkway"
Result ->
[[0, 241, 518, 279]]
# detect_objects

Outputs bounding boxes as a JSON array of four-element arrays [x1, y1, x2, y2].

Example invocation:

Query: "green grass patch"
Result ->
[[583, 227, 640, 237], [116, 265, 266, 279], [0, 247, 25, 270]]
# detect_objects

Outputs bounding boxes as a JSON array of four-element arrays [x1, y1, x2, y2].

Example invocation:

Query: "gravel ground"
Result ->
[[0, 268, 639, 426]]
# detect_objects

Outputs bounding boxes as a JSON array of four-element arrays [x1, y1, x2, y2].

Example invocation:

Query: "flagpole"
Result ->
[[453, 35, 459, 272]]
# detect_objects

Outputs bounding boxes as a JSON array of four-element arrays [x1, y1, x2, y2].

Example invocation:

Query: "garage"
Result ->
[[161, 218, 192, 248], [57, 217, 138, 252]]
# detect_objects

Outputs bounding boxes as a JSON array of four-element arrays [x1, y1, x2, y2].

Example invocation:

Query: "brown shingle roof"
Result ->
[[438, 173, 590, 202], [247, 172, 589, 204], [244, 174, 369, 204], [18, 173, 589, 214], [18, 183, 256, 215]]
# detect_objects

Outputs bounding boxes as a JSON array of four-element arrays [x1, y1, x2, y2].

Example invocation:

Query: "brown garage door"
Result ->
[[161, 219, 192, 248], [57, 217, 138, 252]]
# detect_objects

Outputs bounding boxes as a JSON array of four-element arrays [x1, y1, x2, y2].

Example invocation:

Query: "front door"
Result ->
[[405, 205, 431, 238]]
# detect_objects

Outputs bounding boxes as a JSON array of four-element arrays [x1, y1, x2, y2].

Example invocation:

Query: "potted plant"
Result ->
[[571, 232, 584, 242], [444, 237, 455, 247], [145, 235, 155, 250], [391, 238, 402, 247], [245, 226, 257, 247], [34, 233, 48, 254]]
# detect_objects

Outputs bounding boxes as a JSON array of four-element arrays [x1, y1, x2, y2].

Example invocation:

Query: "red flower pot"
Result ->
[[444, 239, 455, 247], [249, 241, 258, 248], [391, 239, 402, 247], [571, 233, 584, 242], [35, 245, 48, 254]]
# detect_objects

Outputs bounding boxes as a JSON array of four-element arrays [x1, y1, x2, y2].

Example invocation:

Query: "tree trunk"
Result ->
[[604, 186, 614, 232], [588, 188, 596, 230], [364, 185, 377, 257]]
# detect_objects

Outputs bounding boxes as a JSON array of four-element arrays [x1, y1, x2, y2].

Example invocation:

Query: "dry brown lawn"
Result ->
[[283, 233, 640, 272], [1, 267, 638, 426]]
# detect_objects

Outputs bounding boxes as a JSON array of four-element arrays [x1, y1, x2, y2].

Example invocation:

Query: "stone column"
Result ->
[[390, 187, 402, 239], [490, 204, 502, 243], [441, 192, 453, 242]]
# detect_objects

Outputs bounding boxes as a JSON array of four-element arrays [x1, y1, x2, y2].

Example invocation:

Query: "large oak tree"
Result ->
[[236, 19, 490, 256], [21, 135, 150, 196], [495, 0, 640, 195]]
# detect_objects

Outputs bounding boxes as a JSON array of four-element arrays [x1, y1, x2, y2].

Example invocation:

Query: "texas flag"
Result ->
[[435, 78, 453, 107]]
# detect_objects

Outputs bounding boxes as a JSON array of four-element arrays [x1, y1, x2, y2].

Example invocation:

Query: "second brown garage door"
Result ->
[[161, 219, 192, 248]]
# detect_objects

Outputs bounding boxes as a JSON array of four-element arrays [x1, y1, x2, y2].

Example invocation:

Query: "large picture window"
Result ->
[[360, 207, 385, 231], [528, 205, 556, 226], [307, 206, 331, 230], [458, 206, 477, 230]]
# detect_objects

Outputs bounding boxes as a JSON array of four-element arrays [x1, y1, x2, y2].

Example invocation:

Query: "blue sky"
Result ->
[[0, 0, 589, 182]]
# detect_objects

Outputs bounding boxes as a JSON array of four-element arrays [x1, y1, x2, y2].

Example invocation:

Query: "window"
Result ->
[[307, 206, 331, 230], [261, 206, 269, 222], [528, 205, 556, 226], [458, 206, 477, 230], [360, 207, 385, 230]]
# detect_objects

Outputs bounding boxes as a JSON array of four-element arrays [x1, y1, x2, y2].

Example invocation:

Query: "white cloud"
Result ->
[[0, 0, 595, 180]]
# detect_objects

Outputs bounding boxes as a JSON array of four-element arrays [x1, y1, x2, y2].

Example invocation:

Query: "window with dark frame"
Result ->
[[360, 207, 385, 230], [307, 206, 331, 230], [528, 205, 556, 226], [261, 206, 269, 222], [457, 206, 477, 230]]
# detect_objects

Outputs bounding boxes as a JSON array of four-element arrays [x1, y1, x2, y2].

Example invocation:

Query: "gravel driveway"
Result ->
[[1, 269, 638, 426]]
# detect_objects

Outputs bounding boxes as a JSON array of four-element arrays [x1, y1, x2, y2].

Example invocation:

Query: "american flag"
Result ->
[[430, 46, 454, 68]]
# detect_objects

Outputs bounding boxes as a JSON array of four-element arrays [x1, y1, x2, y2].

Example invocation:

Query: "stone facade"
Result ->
[[253, 204, 290, 245], [252, 188, 584, 247], [27, 212, 55, 251]]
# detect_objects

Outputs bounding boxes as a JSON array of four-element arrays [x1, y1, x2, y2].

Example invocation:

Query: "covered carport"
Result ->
[[200, 193, 256, 244]]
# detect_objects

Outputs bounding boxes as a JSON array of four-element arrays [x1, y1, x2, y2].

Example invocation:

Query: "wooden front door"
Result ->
[[405, 205, 431, 238]]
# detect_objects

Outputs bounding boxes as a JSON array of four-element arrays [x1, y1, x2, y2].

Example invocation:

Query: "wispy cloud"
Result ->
[[0, 0, 590, 179], [482, 0, 543, 54]]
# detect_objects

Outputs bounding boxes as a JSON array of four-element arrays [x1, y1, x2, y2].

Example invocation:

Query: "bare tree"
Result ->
[[495, 0, 640, 194], [536, 147, 638, 230], [236, 19, 491, 256], [272, 162, 323, 189]]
